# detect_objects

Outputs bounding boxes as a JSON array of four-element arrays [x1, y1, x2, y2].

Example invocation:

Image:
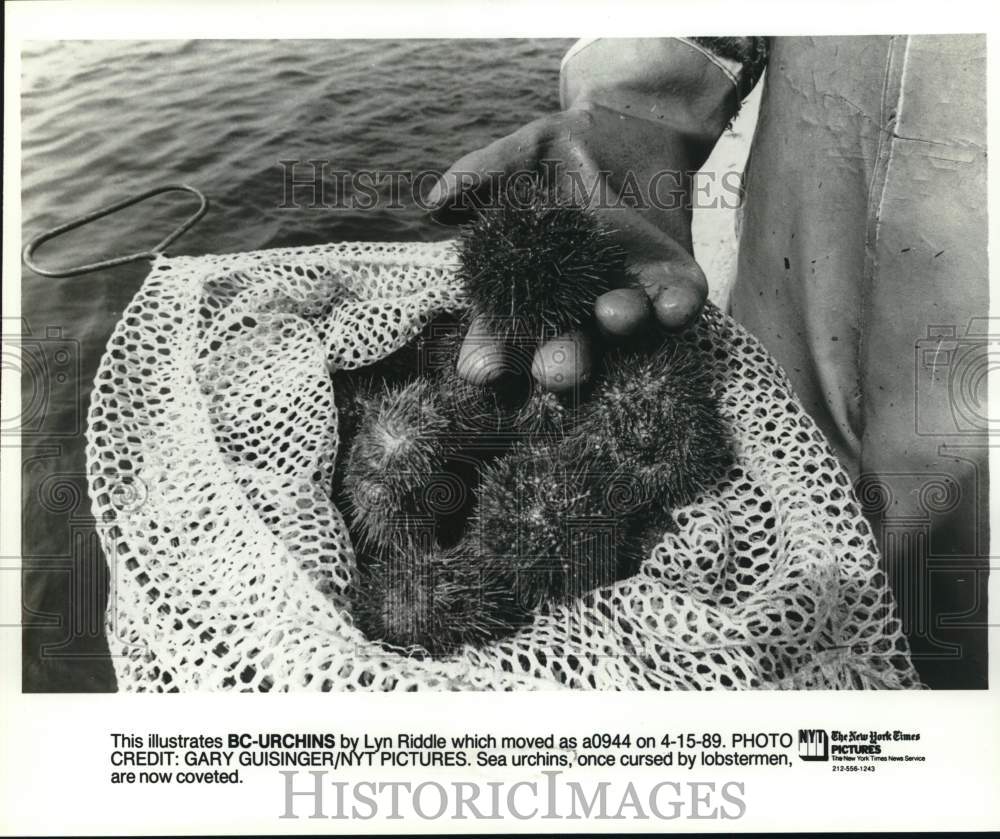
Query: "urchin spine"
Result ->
[[339, 192, 733, 655], [457, 179, 630, 339]]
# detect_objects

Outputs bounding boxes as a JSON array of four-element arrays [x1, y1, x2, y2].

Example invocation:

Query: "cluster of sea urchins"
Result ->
[[332, 180, 732, 656]]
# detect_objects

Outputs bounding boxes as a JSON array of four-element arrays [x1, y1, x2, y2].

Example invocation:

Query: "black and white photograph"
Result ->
[[18, 33, 989, 692], [3, 1, 999, 834]]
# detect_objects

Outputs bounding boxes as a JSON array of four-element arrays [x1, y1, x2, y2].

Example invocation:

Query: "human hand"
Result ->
[[427, 105, 710, 391]]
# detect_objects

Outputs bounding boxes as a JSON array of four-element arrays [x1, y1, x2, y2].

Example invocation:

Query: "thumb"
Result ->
[[591, 206, 708, 335], [632, 248, 708, 331], [591, 248, 708, 339]]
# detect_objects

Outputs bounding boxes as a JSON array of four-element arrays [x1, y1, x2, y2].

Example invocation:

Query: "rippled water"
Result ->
[[20, 38, 572, 690]]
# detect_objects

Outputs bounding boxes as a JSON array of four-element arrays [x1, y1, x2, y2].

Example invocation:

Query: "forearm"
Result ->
[[556, 37, 765, 252], [560, 37, 767, 166]]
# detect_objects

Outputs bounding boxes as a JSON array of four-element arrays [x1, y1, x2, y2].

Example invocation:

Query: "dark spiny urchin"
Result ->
[[351, 541, 521, 655], [341, 336, 732, 653], [403, 312, 534, 442], [438, 363, 532, 439], [337, 185, 735, 657], [341, 378, 453, 550], [574, 338, 733, 509], [514, 383, 586, 437], [331, 312, 466, 496], [457, 179, 629, 340], [472, 441, 644, 611]]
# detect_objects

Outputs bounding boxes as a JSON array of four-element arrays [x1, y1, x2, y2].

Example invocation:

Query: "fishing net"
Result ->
[[87, 241, 922, 691]]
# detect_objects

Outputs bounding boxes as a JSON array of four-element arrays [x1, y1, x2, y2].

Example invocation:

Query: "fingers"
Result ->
[[633, 254, 708, 331], [595, 287, 653, 338], [531, 332, 593, 393], [439, 110, 707, 390], [456, 316, 508, 386], [592, 251, 707, 341], [651, 278, 708, 330], [455, 230, 706, 391], [588, 201, 708, 333], [460, 263, 704, 393], [457, 319, 594, 394], [458, 256, 705, 393]]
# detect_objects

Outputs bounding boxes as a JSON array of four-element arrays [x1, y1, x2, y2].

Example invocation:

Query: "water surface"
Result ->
[[20, 38, 571, 690]]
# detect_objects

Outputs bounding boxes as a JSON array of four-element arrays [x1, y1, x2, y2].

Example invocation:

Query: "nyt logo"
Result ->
[[798, 729, 829, 761]]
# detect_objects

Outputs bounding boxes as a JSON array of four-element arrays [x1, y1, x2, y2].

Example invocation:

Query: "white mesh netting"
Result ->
[[86, 241, 922, 691]]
